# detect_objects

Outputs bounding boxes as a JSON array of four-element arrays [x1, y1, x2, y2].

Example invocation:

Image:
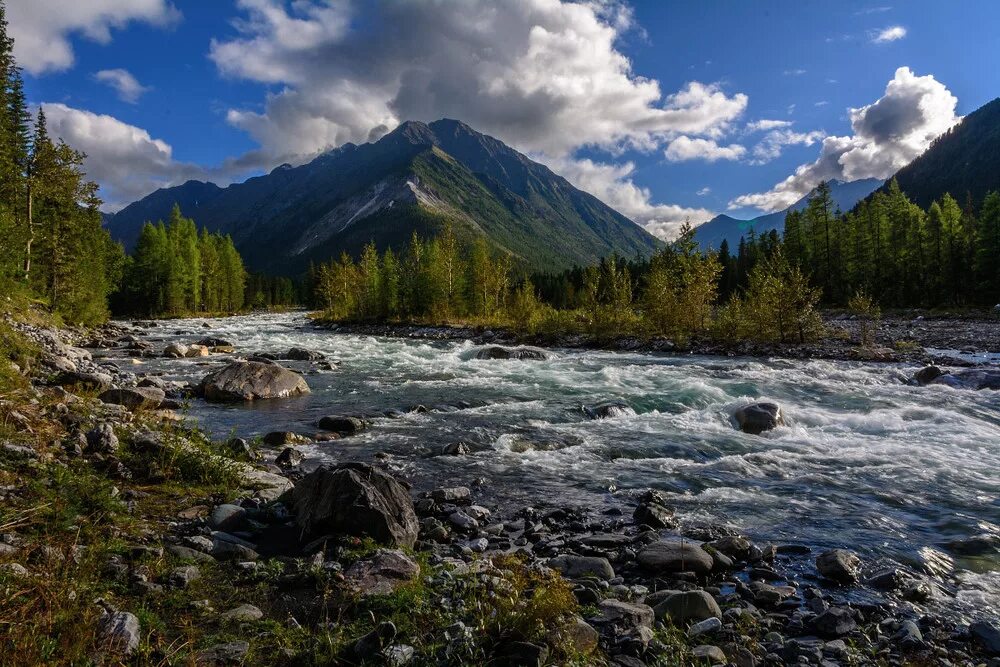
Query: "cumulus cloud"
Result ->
[[207, 0, 747, 237], [729, 67, 958, 212], [749, 127, 826, 164], [7, 0, 179, 74], [664, 136, 746, 162], [94, 68, 150, 103], [872, 25, 907, 43], [42, 103, 255, 211]]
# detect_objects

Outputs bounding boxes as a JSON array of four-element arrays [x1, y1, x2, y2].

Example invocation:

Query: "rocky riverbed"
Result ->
[[2, 311, 999, 665]]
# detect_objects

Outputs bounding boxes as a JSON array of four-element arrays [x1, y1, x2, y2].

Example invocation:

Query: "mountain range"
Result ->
[[103, 119, 661, 275], [693, 178, 883, 251]]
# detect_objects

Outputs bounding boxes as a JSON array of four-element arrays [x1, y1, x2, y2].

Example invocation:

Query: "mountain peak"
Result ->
[[385, 120, 437, 146]]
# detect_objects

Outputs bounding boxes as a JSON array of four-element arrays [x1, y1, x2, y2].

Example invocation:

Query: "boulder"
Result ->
[[912, 365, 943, 385], [475, 346, 547, 361], [929, 368, 1000, 390], [430, 486, 471, 504], [654, 590, 722, 624], [97, 610, 141, 657], [99, 387, 165, 410], [548, 555, 615, 580], [208, 504, 247, 532], [184, 344, 211, 358], [197, 337, 234, 348], [343, 549, 420, 596], [290, 463, 419, 547], [813, 607, 857, 637], [262, 431, 309, 446], [816, 548, 861, 584], [318, 415, 366, 436], [220, 603, 263, 623], [275, 447, 303, 468], [590, 599, 654, 630], [971, 620, 1000, 656], [733, 402, 784, 434], [56, 370, 112, 391], [582, 401, 634, 419], [194, 641, 250, 666], [284, 347, 325, 361], [163, 343, 189, 358], [633, 502, 676, 529], [85, 423, 119, 454], [637, 538, 714, 575], [199, 361, 310, 402]]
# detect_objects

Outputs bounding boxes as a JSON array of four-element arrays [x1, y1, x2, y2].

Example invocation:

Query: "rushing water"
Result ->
[[117, 312, 1000, 621]]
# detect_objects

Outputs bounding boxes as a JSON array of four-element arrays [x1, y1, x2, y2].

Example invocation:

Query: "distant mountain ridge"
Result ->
[[693, 178, 883, 250], [104, 119, 661, 275]]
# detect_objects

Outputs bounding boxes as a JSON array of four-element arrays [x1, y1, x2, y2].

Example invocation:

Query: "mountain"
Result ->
[[104, 119, 661, 274], [879, 97, 1000, 209], [693, 178, 883, 250]]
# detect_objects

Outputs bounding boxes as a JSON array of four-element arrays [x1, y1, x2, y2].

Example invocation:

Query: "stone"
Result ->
[[57, 370, 112, 391], [552, 617, 599, 655], [448, 511, 478, 531], [85, 423, 119, 454], [163, 343, 189, 358], [440, 441, 470, 456], [971, 620, 1000, 656], [816, 549, 861, 584], [814, 607, 856, 637], [893, 620, 923, 648], [633, 502, 675, 529], [194, 641, 250, 665], [548, 555, 615, 580], [430, 486, 471, 503], [166, 545, 214, 563], [97, 610, 141, 657], [710, 535, 753, 561], [733, 402, 784, 434], [208, 504, 247, 532], [197, 337, 234, 348], [98, 387, 165, 410], [590, 599, 655, 630], [220, 604, 263, 623], [275, 447, 303, 467], [317, 415, 366, 435], [353, 621, 397, 658], [913, 365, 943, 385], [692, 645, 727, 663], [343, 549, 420, 596], [284, 347, 325, 361], [290, 463, 419, 547], [929, 368, 1000, 391], [637, 538, 714, 575], [168, 565, 200, 588], [475, 346, 547, 360], [688, 617, 722, 638], [654, 590, 722, 624], [262, 431, 309, 446], [582, 401, 633, 419], [384, 644, 415, 666], [184, 345, 211, 358], [211, 536, 258, 561], [493, 641, 549, 666], [199, 361, 310, 402]]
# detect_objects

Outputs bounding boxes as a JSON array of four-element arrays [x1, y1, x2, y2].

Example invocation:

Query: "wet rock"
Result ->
[[99, 387, 165, 410], [633, 502, 676, 529], [733, 402, 784, 435], [56, 370, 112, 391], [654, 591, 722, 624], [262, 431, 309, 446], [637, 538, 714, 575], [814, 606, 857, 637], [185, 344, 211, 358], [583, 401, 633, 419], [913, 365, 943, 385], [343, 549, 420, 596], [440, 441, 471, 456], [709, 535, 753, 561], [290, 463, 418, 547], [275, 447, 303, 468], [199, 361, 310, 402], [194, 641, 249, 665], [163, 343, 189, 358], [197, 337, 234, 348], [430, 486, 471, 504], [893, 620, 923, 648], [816, 548, 861, 584], [548, 555, 615, 580], [688, 617, 722, 638], [85, 423, 119, 454], [97, 610, 141, 657], [208, 504, 246, 532], [928, 368, 1000, 390], [220, 603, 263, 623], [284, 347, 325, 361], [475, 346, 547, 360], [971, 620, 1000, 656], [317, 415, 366, 435]]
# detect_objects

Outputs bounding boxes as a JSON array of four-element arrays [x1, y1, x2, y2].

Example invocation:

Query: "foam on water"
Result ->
[[121, 312, 1000, 620]]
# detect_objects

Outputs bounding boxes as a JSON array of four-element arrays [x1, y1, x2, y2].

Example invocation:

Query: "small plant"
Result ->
[[847, 290, 882, 347]]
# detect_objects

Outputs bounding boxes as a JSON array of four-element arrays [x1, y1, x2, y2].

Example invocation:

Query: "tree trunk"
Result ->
[[22, 184, 32, 281]]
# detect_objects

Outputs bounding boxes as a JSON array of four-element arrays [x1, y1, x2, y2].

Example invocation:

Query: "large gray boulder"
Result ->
[[290, 463, 418, 548], [99, 386, 165, 410], [96, 610, 141, 657], [476, 346, 547, 361], [637, 538, 714, 575], [199, 361, 309, 402], [733, 402, 784, 434], [654, 590, 722, 624], [928, 368, 1000, 391]]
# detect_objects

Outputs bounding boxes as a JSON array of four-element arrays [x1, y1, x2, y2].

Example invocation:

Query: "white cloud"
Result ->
[[783, 68, 807, 76], [7, 0, 179, 75], [745, 119, 792, 133], [664, 136, 746, 162], [729, 67, 959, 212], [750, 127, 826, 164], [872, 25, 907, 43], [94, 68, 150, 103], [814, 100, 829, 107], [42, 103, 255, 211], [206, 0, 746, 236], [696, 187, 711, 196]]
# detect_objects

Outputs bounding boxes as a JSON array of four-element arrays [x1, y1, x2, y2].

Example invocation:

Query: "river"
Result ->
[[116, 311, 1000, 621]]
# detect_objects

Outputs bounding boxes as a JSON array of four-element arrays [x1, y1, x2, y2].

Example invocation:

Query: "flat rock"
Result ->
[[208, 504, 246, 532], [548, 555, 614, 580], [590, 599, 654, 630], [98, 386, 165, 410], [475, 346, 547, 360], [220, 604, 263, 623], [343, 549, 420, 596], [194, 641, 249, 666], [97, 610, 141, 657], [637, 538, 714, 575]]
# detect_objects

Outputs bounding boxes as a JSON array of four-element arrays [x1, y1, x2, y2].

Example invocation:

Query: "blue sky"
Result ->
[[10, 1, 998, 236]]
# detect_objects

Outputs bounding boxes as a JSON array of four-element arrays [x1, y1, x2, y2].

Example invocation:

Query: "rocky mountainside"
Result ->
[[878, 97, 1000, 209], [694, 178, 882, 250], [104, 119, 661, 274]]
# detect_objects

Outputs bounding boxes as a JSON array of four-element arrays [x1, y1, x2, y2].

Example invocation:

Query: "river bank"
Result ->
[[2, 311, 999, 665]]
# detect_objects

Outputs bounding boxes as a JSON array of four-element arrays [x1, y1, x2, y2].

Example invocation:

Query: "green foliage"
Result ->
[[847, 290, 881, 347]]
